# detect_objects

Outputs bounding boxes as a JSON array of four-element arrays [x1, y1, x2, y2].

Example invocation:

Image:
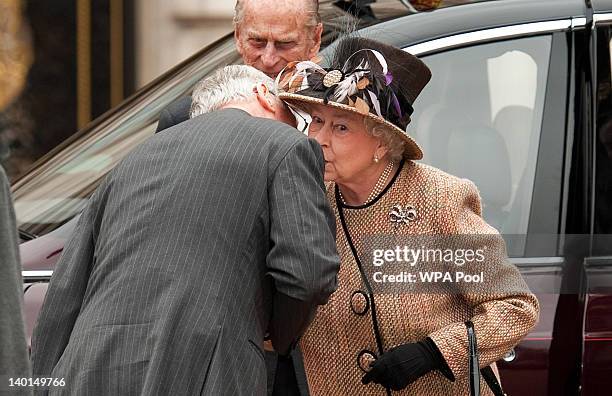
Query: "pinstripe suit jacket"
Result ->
[[1, 166, 32, 396], [31, 108, 339, 396]]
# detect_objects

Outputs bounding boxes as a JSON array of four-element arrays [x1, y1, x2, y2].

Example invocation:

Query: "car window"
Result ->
[[410, 35, 552, 235]]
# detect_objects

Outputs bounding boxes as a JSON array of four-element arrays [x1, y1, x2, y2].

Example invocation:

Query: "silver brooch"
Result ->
[[389, 205, 417, 225], [323, 70, 343, 87]]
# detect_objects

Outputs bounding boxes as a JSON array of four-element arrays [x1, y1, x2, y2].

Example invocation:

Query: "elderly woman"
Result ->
[[276, 37, 539, 395]]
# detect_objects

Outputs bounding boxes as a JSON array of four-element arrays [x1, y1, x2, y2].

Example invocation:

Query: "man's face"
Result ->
[[235, 1, 322, 78]]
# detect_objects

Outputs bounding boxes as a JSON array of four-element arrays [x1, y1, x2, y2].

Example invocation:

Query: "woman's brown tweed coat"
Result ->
[[300, 160, 539, 395]]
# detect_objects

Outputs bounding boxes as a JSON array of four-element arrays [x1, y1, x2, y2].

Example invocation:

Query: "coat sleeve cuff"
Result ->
[[428, 323, 469, 381]]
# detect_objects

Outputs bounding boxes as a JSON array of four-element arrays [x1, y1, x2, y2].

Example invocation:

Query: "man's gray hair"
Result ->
[[190, 65, 275, 118], [233, 0, 321, 29]]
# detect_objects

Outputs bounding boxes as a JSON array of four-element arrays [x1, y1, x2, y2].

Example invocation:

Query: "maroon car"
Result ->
[[14, 0, 612, 394]]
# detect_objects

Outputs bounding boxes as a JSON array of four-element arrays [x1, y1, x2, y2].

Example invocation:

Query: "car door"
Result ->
[[582, 12, 612, 395], [402, 18, 581, 395]]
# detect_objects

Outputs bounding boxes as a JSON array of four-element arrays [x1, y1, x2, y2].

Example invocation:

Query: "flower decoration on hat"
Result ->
[[323, 69, 343, 87]]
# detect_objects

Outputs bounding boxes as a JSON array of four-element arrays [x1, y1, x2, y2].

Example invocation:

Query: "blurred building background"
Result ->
[[0, 0, 234, 181]]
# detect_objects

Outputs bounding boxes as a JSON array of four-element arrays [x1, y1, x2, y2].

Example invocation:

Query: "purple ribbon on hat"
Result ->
[[385, 72, 393, 86]]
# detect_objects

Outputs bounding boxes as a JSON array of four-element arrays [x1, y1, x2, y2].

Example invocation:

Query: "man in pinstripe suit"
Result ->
[[31, 65, 339, 396]]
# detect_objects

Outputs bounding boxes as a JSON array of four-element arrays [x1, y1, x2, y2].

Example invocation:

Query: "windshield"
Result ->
[[11, 0, 483, 237]]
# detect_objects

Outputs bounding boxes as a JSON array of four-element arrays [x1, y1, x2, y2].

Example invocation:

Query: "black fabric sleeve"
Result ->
[[155, 96, 192, 133], [424, 337, 455, 382]]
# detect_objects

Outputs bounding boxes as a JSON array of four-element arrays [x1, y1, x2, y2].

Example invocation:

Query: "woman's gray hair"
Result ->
[[190, 65, 275, 118], [364, 118, 406, 162], [233, 0, 321, 29]]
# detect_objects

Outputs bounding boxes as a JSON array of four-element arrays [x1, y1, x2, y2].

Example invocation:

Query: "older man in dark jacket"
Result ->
[[156, 0, 322, 134]]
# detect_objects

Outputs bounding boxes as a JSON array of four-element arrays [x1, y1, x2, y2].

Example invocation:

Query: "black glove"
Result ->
[[361, 338, 450, 391]]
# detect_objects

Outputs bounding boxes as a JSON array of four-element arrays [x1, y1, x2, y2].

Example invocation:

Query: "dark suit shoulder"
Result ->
[[156, 96, 191, 133], [225, 109, 305, 141], [198, 108, 308, 152], [140, 108, 314, 181], [234, 111, 312, 168]]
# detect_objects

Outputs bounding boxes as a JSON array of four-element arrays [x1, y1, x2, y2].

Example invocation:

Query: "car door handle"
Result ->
[[502, 348, 516, 363]]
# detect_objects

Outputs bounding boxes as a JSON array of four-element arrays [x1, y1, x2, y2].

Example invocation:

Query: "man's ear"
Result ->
[[308, 23, 323, 59], [255, 84, 275, 113]]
